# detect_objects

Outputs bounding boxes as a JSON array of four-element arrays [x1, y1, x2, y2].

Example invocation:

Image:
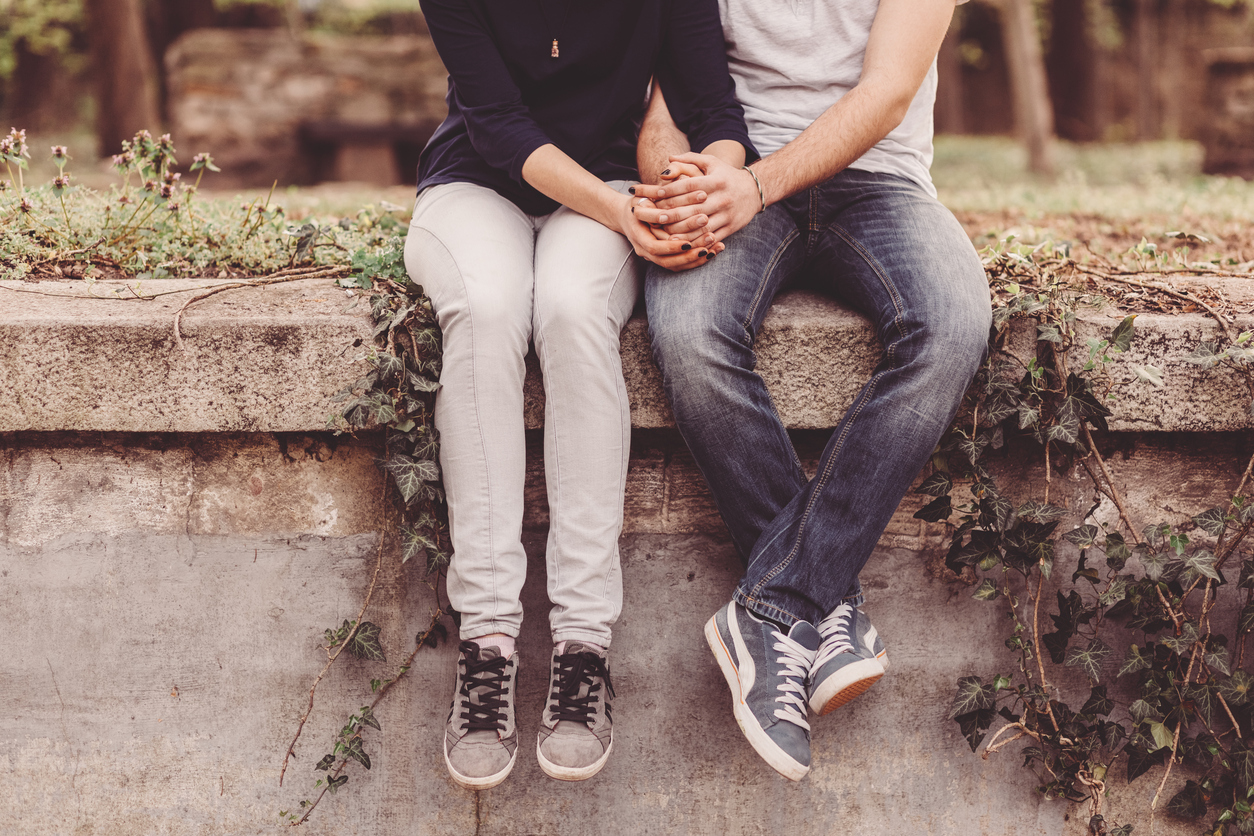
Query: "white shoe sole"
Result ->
[[444, 743, 517, 791], [704, 613, 809, 782], [808, 656, 883, 716], [536, 738, 613, 781]]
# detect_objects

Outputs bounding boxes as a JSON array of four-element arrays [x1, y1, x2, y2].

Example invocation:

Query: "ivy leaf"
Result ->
[[327, 774, 348, 794], [1193, 507, 1228, 538], [1184, 682, 1216, 727], [957, 530, 1002, 567], [1105, 533, 1132, 571], [1130, 698, 1163, 724], [972, 579, 1001, 601], [1110, 314, 1137, 352], [915, 471, 952, 497], [1206, 643, 1231, 676], [358, 706, 381, 732], [1017, 500, 1067, 523], [979, 486, 1016, 532], [1183, 732, 1220, 769], [1231, 743, 1254, 793], [1239, 559, 1254, 590], [1065, 638, 1111, 682], [1147, 721, 1175, 752], [1239, 602, 1254, 636], [1063, 525, 1101, 548], [400, 525, 438, 564], [1132, 365, 1165, 388], [1127, 745, 1166, 783], [954, 708, 996, 752], [956, 432, 991, 465], [1017, 404, 1039, 429], [1046, 399, 1081, 446], [1179, 549, 1220, 587], [1219, 672, 1254, 707], [1139, 547, 1170, 581], [914, 495, 952, 523], [1072, 553, 1100, 585], [1098, 576, 1129, 607], [346, 621, 386, 662], [1185, 342, 1221, 369], [342, 737, 371, 771], [1162, 622, 1199, 656], [949, 676, 997, 719], [407, 371, 441, 393], [314, 754, 335, 771], [384, 454, 442, 504], [1037, 323, 1063, 343], [1082, 685, 1114, 718], [1107, 826, 1132, 836], [1043, 631, 1072, 665], [1120, 645, 1152, 678], [1166, 780, 1208, 820]]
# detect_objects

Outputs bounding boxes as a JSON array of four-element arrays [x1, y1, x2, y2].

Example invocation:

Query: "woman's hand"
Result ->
[[616, 193, 717, 272], [633, 152, 763, 245]]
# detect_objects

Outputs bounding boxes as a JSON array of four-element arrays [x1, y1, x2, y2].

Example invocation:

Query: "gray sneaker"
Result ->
[[536, 642, 615, 781], [705, 601, 820, 781], [807, 603, 888, 716], [443, 641, 518, 790]]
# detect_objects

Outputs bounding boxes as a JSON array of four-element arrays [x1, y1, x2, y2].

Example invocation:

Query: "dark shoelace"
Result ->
[[457, 641, 511, 732], [548, 650, 615, 726]]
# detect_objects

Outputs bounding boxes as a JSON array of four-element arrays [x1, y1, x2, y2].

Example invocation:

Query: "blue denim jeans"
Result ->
[[645, 169, 991, 628]]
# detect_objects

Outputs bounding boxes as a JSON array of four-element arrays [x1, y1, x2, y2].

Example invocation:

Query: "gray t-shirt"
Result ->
[[719, 0, 942, 197]]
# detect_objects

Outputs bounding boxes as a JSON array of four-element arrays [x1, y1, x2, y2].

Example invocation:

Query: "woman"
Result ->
[[405, 0, 752, 789]]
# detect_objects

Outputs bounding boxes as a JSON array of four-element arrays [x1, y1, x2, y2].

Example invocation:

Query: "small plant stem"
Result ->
[[981, 722, 1033, 759], [1082, 426, 1141, 545], [292, 607, 446, 826], [244, 181, 279, 242], [58, 194, 74, 235], [1031, 570, 1060, 733], [1218, 691, 1242, 738], [1233, 447, 1254, 506], [280, 483, 390, 787], [1044, 441, 1052, 506], [1074, 266, 1235, 342], [1148, 720, 1183, 819]]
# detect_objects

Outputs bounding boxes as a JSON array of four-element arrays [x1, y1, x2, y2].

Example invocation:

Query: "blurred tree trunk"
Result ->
[[147, 0, 218, 123], [997, 0, 1056, 173], [1159, 0, 1185, 140], [84, 0, 160, 153], [1134, 0, 1159, 140], [1046, 0, 1096, 141], [5, 42, 61, 132], [935, 16, 966, 134]]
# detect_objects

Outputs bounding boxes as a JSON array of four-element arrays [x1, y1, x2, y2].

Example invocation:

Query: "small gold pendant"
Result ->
[[551, 38, 559, 58]]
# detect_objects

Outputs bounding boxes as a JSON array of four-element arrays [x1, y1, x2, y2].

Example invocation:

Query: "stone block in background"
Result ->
[[165, 29, 448, 187], [1201, 47, 1254, 178]]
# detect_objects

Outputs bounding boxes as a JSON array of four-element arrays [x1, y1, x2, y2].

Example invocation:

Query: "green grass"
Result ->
[[933, 136, 1254, 220]]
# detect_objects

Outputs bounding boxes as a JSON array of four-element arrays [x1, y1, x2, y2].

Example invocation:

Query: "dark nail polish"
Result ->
[[681, 243, 692, 251], [698, 250, 707, 257], [631, 207, 635, 214], [661, 169, 671, 176], [706, 253, 716, 259], [628, 186, 636, 194]]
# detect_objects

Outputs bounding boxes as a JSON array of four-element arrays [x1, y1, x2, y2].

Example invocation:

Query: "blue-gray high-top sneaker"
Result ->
[[705, 601, 821, 781], [808, 603, 888, 716]]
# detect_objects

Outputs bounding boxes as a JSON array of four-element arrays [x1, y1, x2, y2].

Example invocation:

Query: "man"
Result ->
[[630, 0, 991, 781]]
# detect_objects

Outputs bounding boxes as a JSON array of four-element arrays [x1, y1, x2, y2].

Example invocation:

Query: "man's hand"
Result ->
[[615, 192, 714, 272], [633, 152, 761, 245]]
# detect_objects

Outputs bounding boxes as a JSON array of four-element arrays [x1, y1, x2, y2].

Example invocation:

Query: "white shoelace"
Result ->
[[769, 631, 814, 730], [813, 604, 856, 668]]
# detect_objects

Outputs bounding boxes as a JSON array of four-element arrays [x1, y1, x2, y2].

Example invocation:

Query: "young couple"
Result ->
[[404, 0, 991, 789]]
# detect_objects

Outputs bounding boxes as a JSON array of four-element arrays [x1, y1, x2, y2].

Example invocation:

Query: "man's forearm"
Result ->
[[753, 0, 955, 206], [637, 83, 690, 185]]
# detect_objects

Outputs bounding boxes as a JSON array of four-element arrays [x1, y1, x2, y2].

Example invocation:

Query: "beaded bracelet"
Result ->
[[742, 165, 766, 214]]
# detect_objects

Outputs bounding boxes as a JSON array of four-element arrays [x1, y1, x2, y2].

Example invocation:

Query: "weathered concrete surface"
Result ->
[[3, 279, 1250, 435], [2, 431, 1248, 835], [0, 280, 373, 434]]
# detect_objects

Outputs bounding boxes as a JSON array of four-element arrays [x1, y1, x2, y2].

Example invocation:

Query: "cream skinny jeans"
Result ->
[[404, 181, 641, 648]]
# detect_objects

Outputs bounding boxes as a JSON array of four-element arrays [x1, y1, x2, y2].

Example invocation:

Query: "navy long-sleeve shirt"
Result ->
[[417, 0, 755, 216]]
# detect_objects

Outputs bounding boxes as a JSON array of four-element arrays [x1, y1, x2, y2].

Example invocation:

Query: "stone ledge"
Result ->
[[0, 278, 1249, 433]]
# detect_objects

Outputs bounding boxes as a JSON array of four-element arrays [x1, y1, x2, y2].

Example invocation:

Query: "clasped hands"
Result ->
[[618, 152, 762, 272]]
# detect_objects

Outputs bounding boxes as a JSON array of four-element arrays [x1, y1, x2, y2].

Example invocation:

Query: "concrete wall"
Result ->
[[2, 278, 1249, 835]]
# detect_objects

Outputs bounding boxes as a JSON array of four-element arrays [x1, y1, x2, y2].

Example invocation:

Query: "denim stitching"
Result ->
[[741, 225, 801, 338], [601, 248, 637, 604], [746, 220, 910, 611]]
